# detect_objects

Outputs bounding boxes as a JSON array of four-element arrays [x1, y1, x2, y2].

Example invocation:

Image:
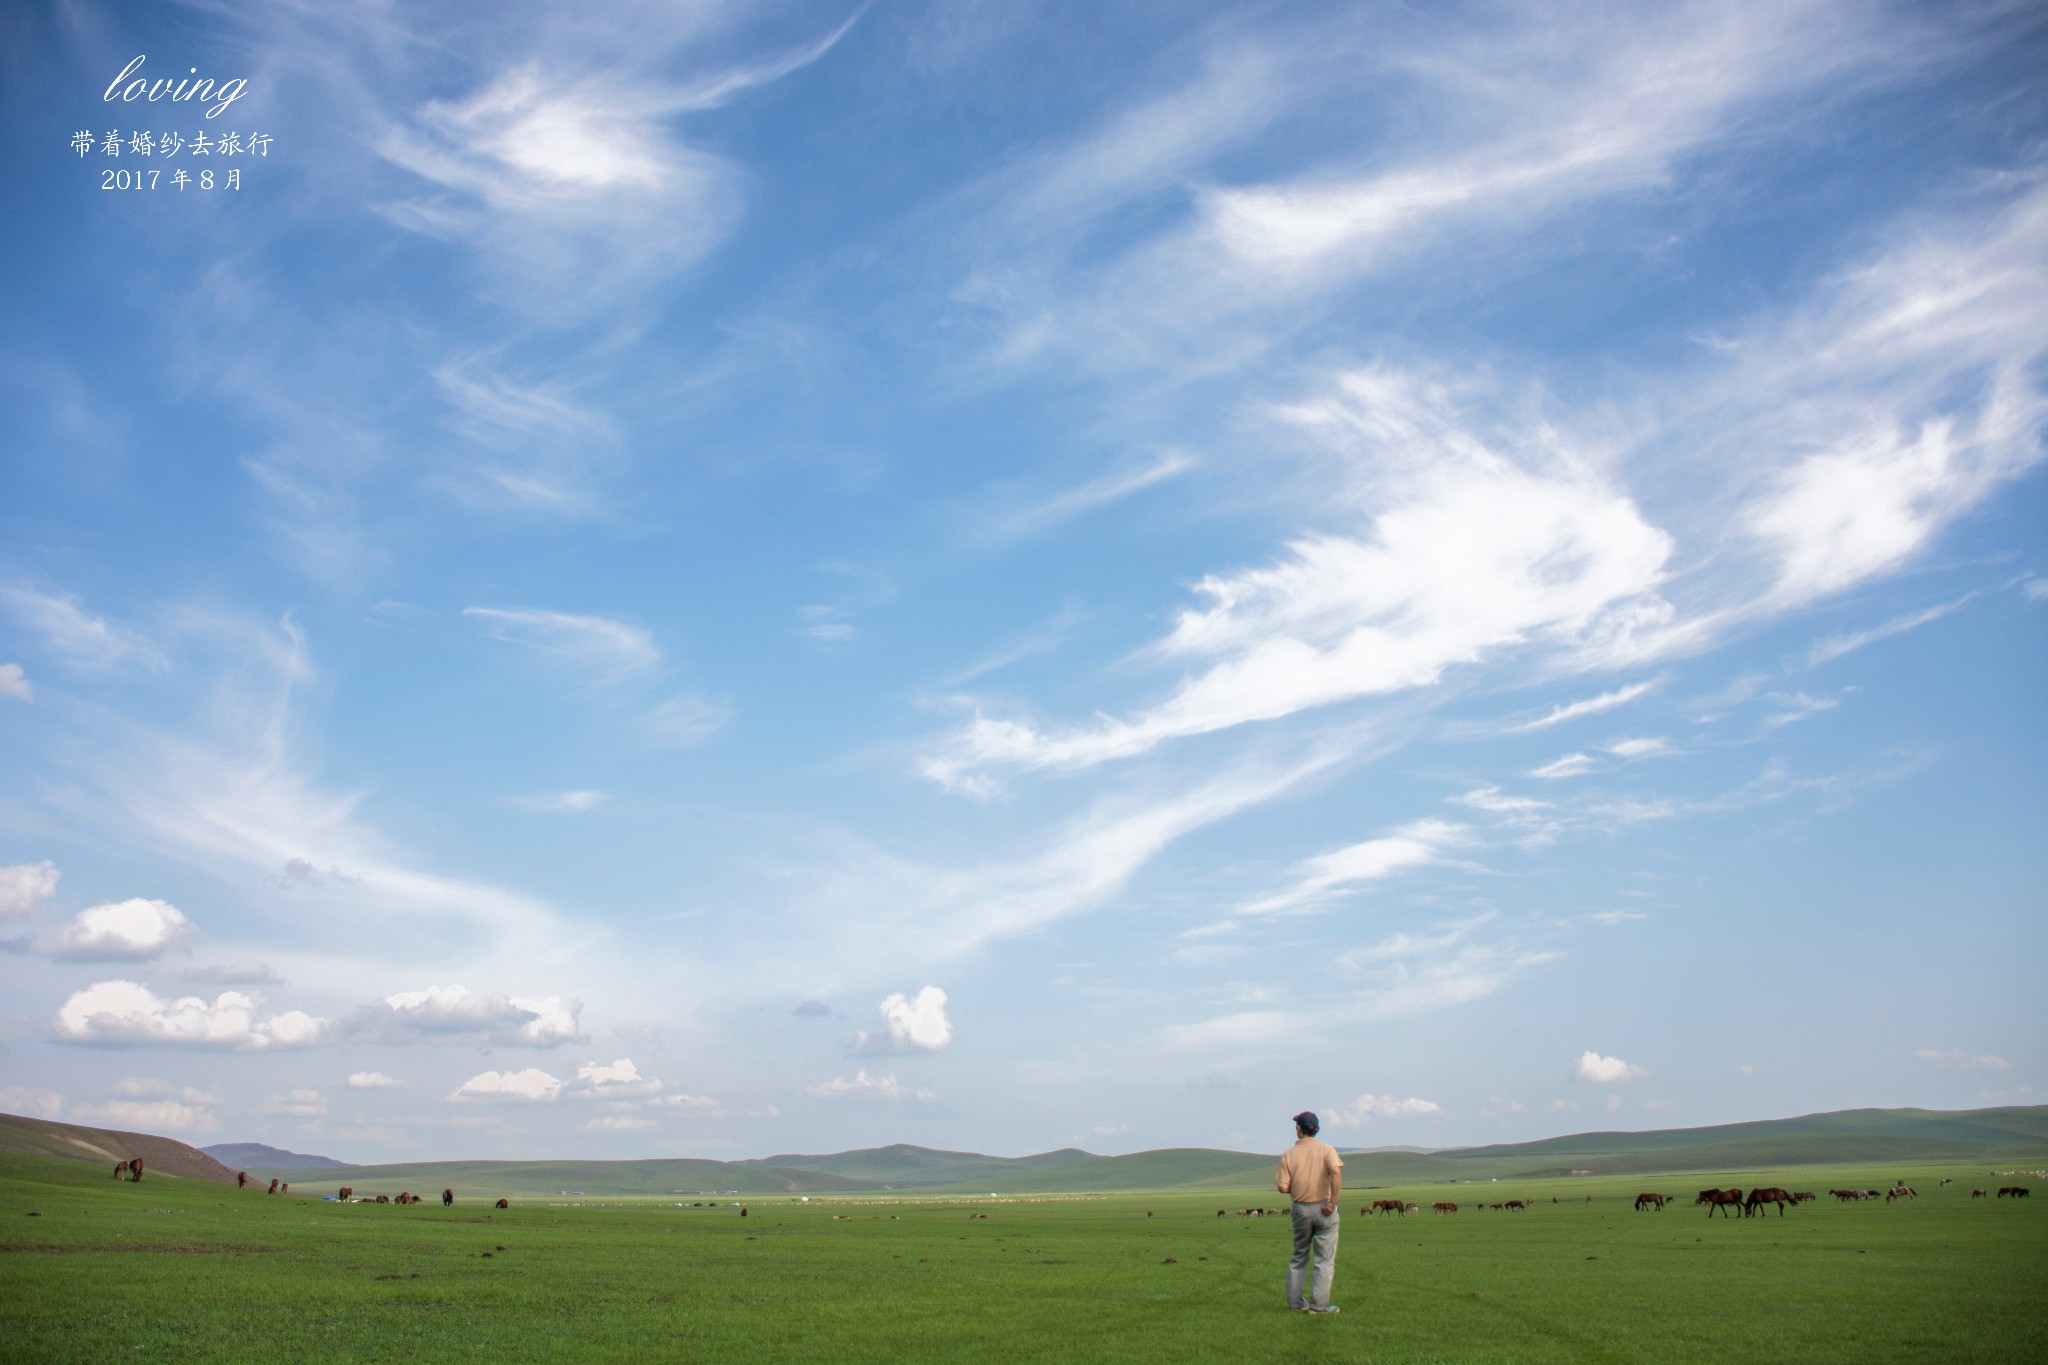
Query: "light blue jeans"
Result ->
[[1286, 1201, 1339, 1309]]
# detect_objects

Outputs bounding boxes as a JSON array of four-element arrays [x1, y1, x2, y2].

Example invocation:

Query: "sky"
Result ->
[[0, 0, 2043, 1164]]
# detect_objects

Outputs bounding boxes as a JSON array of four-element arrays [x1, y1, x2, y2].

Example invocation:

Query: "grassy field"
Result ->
[[2, 1152, 2042, 1364]]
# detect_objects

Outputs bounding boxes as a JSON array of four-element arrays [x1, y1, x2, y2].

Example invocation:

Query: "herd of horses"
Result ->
[[329, 1186, 508, 1208]]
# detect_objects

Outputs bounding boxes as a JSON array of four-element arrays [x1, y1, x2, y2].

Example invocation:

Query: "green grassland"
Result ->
[[4, 1152, 2042, 1364]]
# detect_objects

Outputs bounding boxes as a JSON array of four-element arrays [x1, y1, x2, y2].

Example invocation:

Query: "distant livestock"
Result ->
[[1696, 1188, 1743, 1218], [495, 1199, 510, 1209], [339, 1187, 353, 1201], [236, 1171, 248, 1188], [1432, 1202, 1457, 1214], [1885, 1186, 1916, 1203], [1972, 1188, 1988, 1198], [1503, 1200, 1527, 1212], [1998, 1186, 2031, 1198], [443, 1188, 454, 1207], [1745, 1187, 1793, 1217], [268, 1178, 280, 1195], [1371, 1199, 1406, 1216], [1635, 1193, 1665, 1211], [111, 1158, 144, 1182], [374, 1195, 390, 1204]]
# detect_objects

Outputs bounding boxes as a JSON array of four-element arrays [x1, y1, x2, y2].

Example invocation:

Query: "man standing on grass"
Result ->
[[1276, 1110, 1342, 1313]]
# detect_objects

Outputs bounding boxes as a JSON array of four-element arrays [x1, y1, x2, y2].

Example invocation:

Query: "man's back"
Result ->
[[1276, 1135, 1342, 1205]]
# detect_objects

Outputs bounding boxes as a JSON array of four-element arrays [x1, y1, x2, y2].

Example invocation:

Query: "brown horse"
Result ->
[[111, 1157, 144, 1182], [338, 1187, 353, 1201], [1432, 1201, 1457, 1214], [1503, 1199, 1527, 1211], [1370, 1198, 1405, 1216], [1884, 1185, 1915, 1203], [1745, 1187, 1792, 1217], [268, 1178, 280, 1195], [1634, 1193, 1664, 1211], [237, 1171, 249, 1188], [1696, 1188, 1742, 1218], [443, 1188, 454, 1207], [495, 1198, 509, 1209]]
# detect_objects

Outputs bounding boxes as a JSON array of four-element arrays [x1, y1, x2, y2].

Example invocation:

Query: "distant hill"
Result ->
[[73, 1102, 2047, 1197], [202, 1142, 347, 1170], [0, 1112, 239, 1184]]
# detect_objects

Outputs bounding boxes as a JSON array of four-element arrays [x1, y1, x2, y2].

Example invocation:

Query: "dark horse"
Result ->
[[111, 1158, 144, 1182], [1745, 1186, 1792, 1217], [1696, 1187, 1742, 1218], [1634, 1193, 1665, 1211]]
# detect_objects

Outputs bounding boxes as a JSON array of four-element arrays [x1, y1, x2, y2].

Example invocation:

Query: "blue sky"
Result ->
[[0, 0, 2042, 1162]]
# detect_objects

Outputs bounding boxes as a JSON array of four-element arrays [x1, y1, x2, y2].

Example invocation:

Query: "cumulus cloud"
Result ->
[[565, 1057, 664, 1100], [449, 1068, 564, 1103], [0, 662, 30, 700], [647, 1092, 723, 1114], [260, 1088, 328, 1117], [353, 985, 584, 1047], [71, 1097, 220, 1134], [855, 986, 953, 1053], [808, 1069, 936, 1102], [54, 981, 328, 1050], [1573, 1050, 1647, 1083], [38, 899, 196, 961], [0, 1085, 64, 1119], [0, 861, 59, 919], [1324, 1094, 1444, 1126], [347, 1071, 403, 1089]]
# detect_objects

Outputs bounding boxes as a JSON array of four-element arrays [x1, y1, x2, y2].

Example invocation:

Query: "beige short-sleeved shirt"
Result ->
[[1275, 1136, 1343, 1204]]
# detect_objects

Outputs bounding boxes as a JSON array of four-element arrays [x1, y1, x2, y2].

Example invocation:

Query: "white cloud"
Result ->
[[644, 693, 730, 746], [566, 1057, 664, 1100], [0, 586, 162, 669], [1605, 737, 1671, 760], [347, 1071, 403, 1089], [1451, 786, 1548, 814], [583, 1115, 657, 1132], [0, 1085, 64, 1119], [1530, 753, 1597, 780], [987, 449, 1195, 540], [1573, 1050, 1647, 1083], [1324, 1094, 1444, 1126], [1499, 681, 1659, 733], [507, 790, 607, 813], [183, 963, 282, 984], [927, 374, 1673, 781], [354, 985, 583, 1048], [0, 861, 59, 920], [807, 1069, 936, 1102], [260, 1088, 328, 1117], [38, 899, 196, 961], [0, 662, 31, 700], [54, 980, 328, 1050], [1805, 597, 1971, 668], [1582, 909, 1649, 926], [856, 986, 953, 1054], [449, 1068, 563, 1103], [1913, 1047, 2008, 1071], [1238, 819, 1466, 917], [71, 1097, 220, 1134], [464, 607, 659, 681], [647, 1092, 723, 1114], [1764, 691, 1842, 727]]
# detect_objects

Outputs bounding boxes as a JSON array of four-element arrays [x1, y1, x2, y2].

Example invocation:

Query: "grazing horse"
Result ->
[[1997, 1186, 2031, 1198], [237, 1171, 249, 1188], [1885, 1185, 1915, 1203], [495, 1198, 510, 1209], [443, 1188, 454, 1207], [1791, 1192, 1816, 1204], [1503, 1200, 1527, 1211], [268, 1178, 280, 1194], [1634, 1193, 1665, 1211], [1972, 1188, 1987, 1198], [374, 1195, 390, 1204], [1745, 1187, 1792, 1217], [280, 1182, 288, 1195], [1371, 1198, 1406, 1216], [112, 1158, 144, 1182], [1432, 1202, 1457, 1214], [1696, 1188, 1742, 1218]]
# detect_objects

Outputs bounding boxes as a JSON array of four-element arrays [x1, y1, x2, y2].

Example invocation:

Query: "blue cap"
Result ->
[[1292, 1111, 1319, 1134]]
